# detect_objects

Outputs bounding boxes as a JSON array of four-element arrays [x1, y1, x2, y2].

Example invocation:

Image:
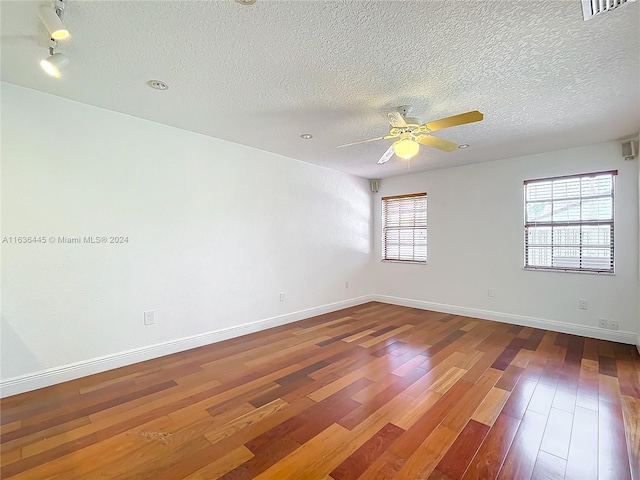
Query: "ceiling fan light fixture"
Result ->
[[40, 52, 69, 77], [38, 4, 69, 40], [394, 138, 420, 160]]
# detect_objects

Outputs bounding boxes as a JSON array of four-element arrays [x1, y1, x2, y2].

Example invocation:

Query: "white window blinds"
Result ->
[[524, 170, 616, 273], [382, 193, 427, 263]]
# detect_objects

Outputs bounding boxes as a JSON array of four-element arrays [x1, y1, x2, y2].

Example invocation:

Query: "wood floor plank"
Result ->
[[599, 355, 618, 377], [357, 449, 406, 480], [531, 451, 567, 480], [443, 373, 502, 430], [338, 373, 418, 431], [0, 420, 21, 436], [435, 420, 489, 480], [510, 349, 532, 369], [429, 367, 468, 395], [244, 335, 332, 368], [219, 437, 303, 480], [501, 367, 541, 421], [393, 390, 443, 430], [359, 324, 414, 348], [342, 329, 376, 343], [491, 337, 527, 371], [181, 445, 254, 480], [497, 409, 547, 480], [251, 422, 353, 480], [527, 366, 560, 416], [617, 349, 640, 398], [394, 424, 458, 479], [204, 398, 289, 445], [576, 358, 600, 412], [1, 302, 637, 480], [350, 373, 403, 404], [405, 352, 468, 398], [471, 387, 510, 427], [565, 406, 598, 480], [307, 367, 374, 402], [599, 372, 623, 406], [552, 383, 578, 414], [329, 422, 404, 480], [620, 395, 640, 480], [599, 397, 632, 480], [494, 364, 524, 392], [461, 413, 521, 480], [389, 380, 474, 461], [0, 448, 21, 466], [539, 407, 574, 460]]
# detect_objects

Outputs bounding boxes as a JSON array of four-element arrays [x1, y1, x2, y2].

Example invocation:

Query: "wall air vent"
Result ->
[[582, 0, 636, 20]]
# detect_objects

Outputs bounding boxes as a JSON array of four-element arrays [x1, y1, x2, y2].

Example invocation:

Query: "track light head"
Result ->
[[40, 52, 69, 77], [38, 4, 69, 40]]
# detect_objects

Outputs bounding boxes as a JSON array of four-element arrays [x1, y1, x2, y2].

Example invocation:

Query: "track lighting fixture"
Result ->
[[38, 1, 69, 40], [38, 1, 71, 78], [41, 49, 69, 77]]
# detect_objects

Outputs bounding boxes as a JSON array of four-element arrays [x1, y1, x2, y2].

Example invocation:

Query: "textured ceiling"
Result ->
[[1, 0, 639, 178]]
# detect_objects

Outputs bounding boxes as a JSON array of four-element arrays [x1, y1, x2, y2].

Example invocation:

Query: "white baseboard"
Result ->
[[0, 295, 374, 398], [373, 294, 638, 345]]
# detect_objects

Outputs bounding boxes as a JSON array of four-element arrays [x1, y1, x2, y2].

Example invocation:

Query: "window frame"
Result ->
[[523, 170, 617, 274], [381, 192, 427, 264]]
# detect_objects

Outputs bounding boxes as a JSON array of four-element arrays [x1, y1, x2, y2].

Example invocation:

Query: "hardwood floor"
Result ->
[[1, 302, 639, 479]]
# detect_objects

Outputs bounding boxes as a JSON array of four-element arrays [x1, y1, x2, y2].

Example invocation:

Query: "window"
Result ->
[[382, 193, 427, 263], [524, 170, 616, 273]]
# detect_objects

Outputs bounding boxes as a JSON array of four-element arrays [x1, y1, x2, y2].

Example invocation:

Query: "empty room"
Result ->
[[1, 1, 639, 479]]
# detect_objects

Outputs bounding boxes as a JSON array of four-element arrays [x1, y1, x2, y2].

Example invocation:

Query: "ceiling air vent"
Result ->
[[582, 0, 636, 20]]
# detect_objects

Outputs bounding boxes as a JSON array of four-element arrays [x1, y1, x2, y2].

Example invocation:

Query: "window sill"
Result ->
[[381, 260, 427, 265], [523, 267, 614, 275]]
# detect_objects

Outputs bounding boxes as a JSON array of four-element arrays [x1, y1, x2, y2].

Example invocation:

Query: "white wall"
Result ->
[[373, 143, 639, 338], [1, 83, 373, 385]]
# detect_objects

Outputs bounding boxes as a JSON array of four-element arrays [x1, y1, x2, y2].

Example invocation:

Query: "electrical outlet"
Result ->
[[279, 292, 285, 302], [144, 311, 155, 326], [608, 320, 619, 330], [345, 281, 349, 289], [578, 299, 588, 310], [488, 288, 495, 297], [598, 318, 607, 329]]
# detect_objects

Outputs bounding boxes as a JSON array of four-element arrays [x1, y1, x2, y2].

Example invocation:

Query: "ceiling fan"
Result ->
[[338, 108, 484, 165]]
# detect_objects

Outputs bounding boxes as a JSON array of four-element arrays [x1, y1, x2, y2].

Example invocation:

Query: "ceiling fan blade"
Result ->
[[337, 136, 386, 148], [416, 135, 459, 152], [425, 110, 483, 132], [377, 145, 396, 164], [337, 134, 396, 148], [385, 111, 408, 128]]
